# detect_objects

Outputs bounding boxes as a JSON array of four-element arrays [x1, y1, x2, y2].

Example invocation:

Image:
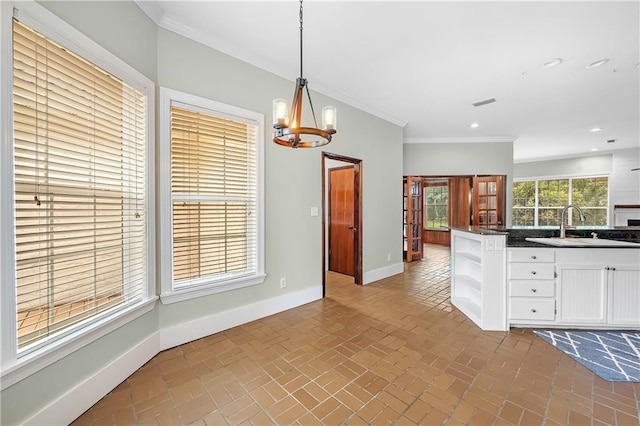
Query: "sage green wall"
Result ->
[[39, 0, 157, 81], [1, 2, 403, 423], [156, 28, 403, 326], [402, 142, 514, 226]]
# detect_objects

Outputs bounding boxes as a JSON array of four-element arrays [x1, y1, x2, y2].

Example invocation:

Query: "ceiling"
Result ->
[[136, 1, 640, 162]]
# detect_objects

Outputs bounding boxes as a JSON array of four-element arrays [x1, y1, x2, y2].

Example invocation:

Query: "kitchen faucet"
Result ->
[[560, 204, 586, 238]]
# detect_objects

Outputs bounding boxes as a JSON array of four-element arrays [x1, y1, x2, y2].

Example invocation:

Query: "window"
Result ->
[[159, 89, 265, 303], [424, 181, 449, 229], [513, 176, 609, 227], [1, 1, 154, 382]]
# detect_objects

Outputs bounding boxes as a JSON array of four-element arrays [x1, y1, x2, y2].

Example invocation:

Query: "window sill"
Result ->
[[0, 297, 158, 391], [160, 273, 267, 305]]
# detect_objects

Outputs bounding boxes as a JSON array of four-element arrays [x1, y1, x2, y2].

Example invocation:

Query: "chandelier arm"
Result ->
[[305, 83, 319, 129]]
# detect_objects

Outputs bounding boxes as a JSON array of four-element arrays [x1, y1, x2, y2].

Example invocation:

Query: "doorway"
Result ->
[[322, 152, 363, 296]]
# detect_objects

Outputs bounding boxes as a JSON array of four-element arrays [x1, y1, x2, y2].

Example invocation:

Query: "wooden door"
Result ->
[[329, 166, 355, 276], [404, 177, 423, 261], [449, 177, 472, 228], [473, 176, 505, 227]]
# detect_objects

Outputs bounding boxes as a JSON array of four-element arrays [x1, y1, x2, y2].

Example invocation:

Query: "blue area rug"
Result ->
[[534, 330, 640, 382]]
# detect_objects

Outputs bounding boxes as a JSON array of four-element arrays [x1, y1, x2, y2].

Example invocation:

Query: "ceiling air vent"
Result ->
[[472, 98, 496, 107]]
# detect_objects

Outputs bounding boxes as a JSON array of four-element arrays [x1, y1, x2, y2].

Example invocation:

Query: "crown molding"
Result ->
[[134, 1, 408, 129], [404, 136, 516, 144]]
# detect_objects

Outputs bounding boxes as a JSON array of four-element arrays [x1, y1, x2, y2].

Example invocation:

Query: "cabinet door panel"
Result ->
[[557, 266, 606, 324], [609, 268, 640, 326]]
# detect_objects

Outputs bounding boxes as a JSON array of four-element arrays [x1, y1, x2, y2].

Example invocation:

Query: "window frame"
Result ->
[[158, 88, 265, 304], [513, 174, 610, 227], [0, 1, 156, 389]]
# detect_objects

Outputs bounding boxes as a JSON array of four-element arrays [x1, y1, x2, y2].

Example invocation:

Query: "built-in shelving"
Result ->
[[450, 229, 508, 331]]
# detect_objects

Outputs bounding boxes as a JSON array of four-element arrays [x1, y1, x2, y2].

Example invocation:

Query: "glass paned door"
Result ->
[[473, 176, 505, 227], [404, 177, 423, 261]]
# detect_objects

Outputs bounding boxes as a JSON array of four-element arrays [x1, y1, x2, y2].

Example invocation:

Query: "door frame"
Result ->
[[322, 152, 363, 295]]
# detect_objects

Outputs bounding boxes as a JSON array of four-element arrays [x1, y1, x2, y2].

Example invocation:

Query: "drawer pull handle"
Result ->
[[531, 256, 537, 260], [531, 309, 537, 313], [531, 271, 537, 275], [531, 288, 537, 293]]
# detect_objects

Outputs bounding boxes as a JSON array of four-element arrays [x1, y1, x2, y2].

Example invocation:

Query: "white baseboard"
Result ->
[[25, 332, 160, 426], [160, 285, 323, 350], [23, 286, 323, 425], [363, 262, 404, 285]]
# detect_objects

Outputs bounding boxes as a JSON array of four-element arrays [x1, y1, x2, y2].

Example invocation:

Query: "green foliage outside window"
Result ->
[[512, 177, 608, 227], [424, 185, 449, 229]]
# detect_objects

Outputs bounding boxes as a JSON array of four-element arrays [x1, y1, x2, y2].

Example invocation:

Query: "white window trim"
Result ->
[[158, 87, 265, 305], [513, 174, 610, 227], [0, 1, 156, 389]]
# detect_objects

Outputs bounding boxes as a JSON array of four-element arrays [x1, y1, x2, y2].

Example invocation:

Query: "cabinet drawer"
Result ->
[[509, 263, 555, 280], [510, 298, 555, 321], [509, 249, 555, 263], [509, 280, 555, 297]]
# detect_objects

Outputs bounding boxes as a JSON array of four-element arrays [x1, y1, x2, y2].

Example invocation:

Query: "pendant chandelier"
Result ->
[[272, 0, 336, 148]]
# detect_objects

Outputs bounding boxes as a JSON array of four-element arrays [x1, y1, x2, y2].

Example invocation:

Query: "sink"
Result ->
[[525, 237, 640, 247]]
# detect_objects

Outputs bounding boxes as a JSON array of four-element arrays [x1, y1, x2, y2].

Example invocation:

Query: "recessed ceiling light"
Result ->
[[591, 148, 598, 152], [543, 58, 563, 68], [470, 123, 479, 128], [590, 127, 602, 132], [586, 59, 609, 69], [636, 63, 640, 69]]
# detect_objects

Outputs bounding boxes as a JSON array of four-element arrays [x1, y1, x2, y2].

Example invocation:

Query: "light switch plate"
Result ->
[[310, 206, 319, 217]]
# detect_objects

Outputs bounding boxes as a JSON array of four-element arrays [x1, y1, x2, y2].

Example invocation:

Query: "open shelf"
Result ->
[[455, 251, 481, 265], [450, 229, 507, 331], [452, 296, 481, 323], [453, 273, 481, 293]]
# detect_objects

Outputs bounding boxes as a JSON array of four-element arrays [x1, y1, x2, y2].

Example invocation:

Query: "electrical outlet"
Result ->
[[280, 277, 287, 288], [387, 253, 391, 262]]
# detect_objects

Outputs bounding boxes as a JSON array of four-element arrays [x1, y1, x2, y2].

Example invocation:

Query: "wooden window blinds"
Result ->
[[170, 105, 257, 286], [12, 20, 147, 350]]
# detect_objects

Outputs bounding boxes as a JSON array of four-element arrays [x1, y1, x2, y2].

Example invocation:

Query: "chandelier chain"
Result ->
[[299, 0, 303, 78]]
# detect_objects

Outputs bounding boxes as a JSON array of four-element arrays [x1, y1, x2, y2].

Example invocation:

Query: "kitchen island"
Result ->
[[450, 227, 640, 331]]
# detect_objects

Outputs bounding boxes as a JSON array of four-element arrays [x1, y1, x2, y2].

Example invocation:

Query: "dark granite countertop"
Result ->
[[452, 226, 640, 248], [450, 226, 509, 235]]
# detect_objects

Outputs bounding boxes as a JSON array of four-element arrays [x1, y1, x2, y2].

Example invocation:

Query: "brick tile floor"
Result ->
[[72, 244, 640, 425]]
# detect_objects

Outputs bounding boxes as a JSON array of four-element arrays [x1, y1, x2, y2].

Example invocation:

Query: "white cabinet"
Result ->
[[608, 267, 640, 326], [556, 265, 606, 324], [508, 247, 640, 329], [556, 249, 639, 329], [508, 248, 556, 325], [451, 230, 507, 331]]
